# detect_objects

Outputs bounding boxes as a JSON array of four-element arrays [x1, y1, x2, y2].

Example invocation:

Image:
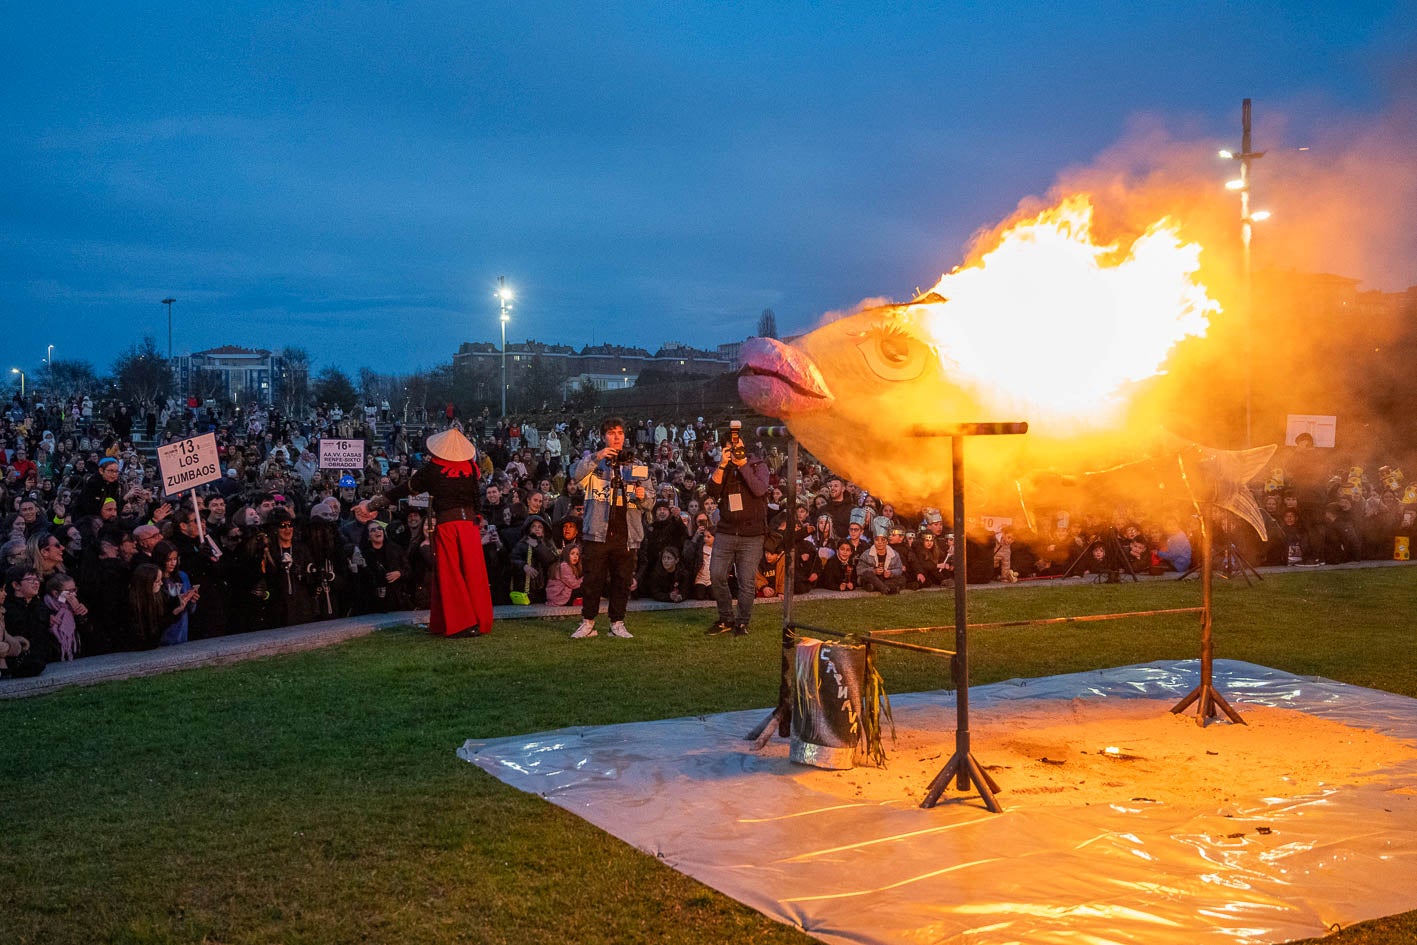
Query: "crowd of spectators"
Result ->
[[1, 392, 1413, 677]]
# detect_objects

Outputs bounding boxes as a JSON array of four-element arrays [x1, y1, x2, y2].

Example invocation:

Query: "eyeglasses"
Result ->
[[278, 523, 294, 530]]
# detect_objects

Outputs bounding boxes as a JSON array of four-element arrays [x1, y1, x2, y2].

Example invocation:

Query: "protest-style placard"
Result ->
[[319, 438, 366, 470], [980, 514, 1014, 534], [157, 432, 223, 497]]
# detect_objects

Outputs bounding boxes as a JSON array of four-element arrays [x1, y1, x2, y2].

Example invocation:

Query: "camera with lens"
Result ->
[[604, 450, 649, 482], [730, 444, 746, 461]]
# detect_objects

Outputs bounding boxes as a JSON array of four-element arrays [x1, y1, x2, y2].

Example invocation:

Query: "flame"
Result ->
[[920, 195, 1217, 431]]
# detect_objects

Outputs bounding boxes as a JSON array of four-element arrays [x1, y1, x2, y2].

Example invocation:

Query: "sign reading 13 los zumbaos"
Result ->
[[157, 433, 223, 496]]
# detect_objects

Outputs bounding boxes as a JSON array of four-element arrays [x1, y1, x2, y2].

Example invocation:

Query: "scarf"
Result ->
[[432, 457, 476, 478], [45, 593, 78, 660]]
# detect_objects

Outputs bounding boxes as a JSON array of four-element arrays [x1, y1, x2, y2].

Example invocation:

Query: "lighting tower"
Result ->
[[1219, 99, 1266, 449], [497, 276, 514, 418], [161, 297, 176, 360]]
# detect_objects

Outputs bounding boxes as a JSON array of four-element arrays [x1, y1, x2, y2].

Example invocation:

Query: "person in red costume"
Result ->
[[363, 427, 493, 637]]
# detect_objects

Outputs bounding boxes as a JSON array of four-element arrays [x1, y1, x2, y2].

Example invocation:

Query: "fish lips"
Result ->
[[737, 337, 834, 416]]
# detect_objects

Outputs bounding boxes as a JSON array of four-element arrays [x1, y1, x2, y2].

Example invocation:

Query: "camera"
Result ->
[[617, 462, 650, 482], [604, 450, 648, 482], [731, 444, 746, 461]]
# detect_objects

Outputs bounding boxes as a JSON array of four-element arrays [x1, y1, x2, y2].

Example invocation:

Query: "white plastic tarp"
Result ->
[[458, 660, 1417, 945]]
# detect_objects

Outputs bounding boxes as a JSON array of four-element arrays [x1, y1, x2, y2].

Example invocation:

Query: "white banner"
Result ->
[[1285, 414, 1337, 447], [319, 438, 366, 470], [980, 514, 1014, 534], [157, 433, 223, 496]]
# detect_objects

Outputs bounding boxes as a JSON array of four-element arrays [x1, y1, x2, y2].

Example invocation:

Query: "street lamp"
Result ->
[[161, 297, 176, 360], [10, 368, 24, 399], [497, 276, 513, 418], [46, 344, 54, 391]]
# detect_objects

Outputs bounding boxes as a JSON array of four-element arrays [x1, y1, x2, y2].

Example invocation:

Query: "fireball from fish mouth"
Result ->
[[737, 195, 1224, 514]]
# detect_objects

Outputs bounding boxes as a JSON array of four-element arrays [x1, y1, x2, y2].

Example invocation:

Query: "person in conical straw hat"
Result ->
[[363, 423, 493, 637]]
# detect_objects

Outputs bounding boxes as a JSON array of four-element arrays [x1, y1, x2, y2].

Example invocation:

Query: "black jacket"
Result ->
[[4, 595, 54, 663], [356, 539, 410, 613], [705, 457, 771, 537]]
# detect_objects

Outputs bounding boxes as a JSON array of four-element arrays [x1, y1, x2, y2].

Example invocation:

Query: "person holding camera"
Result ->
[[705, 420, 770, 635], [570, 417, 647, 639]]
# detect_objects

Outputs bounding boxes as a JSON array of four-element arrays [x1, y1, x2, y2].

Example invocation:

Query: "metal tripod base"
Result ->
[[921, 749, 1003, 812]]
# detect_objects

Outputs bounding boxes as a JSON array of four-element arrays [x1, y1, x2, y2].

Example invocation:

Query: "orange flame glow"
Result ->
[[920, 195, 1217, 431]]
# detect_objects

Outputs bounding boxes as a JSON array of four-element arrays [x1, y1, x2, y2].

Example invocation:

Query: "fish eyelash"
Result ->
[[850, 316, 934, 381], [847, 318, 937, 356], [846, 318, 907, 340]]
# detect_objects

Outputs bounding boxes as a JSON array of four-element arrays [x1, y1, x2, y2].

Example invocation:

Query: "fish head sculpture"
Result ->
[[739, 298, 1276, 539], [739, 298, 1013, 513]]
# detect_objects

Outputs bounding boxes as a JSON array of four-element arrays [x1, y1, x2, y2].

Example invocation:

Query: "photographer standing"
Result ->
[[570, 417, 647, 639], [705, 420, 770, 635]]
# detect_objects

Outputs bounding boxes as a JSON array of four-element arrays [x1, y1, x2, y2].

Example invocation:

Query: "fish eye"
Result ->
[[857, 324, 929, 381], [880, 334, 910, 363]]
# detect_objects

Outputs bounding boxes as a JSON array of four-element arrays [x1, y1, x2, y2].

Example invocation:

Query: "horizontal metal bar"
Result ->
[[908, 422, 1029, 438], [865, 637, 956, 657], [967, 607, 1204, 630], [867, 625, 959, 637], [867, 606, 1205, 637]]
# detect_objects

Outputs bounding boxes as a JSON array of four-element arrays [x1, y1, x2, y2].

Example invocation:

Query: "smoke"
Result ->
[[1004, 101, 1417, 467], [1262, 63, 1417, 290], [814, 296, 893, 330], [766, 90, 1417, 520]]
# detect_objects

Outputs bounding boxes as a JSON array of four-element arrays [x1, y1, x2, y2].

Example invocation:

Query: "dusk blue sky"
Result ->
[[5, 2, 1416, 379]]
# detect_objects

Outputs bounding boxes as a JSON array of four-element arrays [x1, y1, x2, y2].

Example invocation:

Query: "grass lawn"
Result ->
[[4, 566, 1416, 944]]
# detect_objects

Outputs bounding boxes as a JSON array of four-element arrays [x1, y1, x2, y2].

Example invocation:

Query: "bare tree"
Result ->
[[279, 346, 311, 415], [190, 367, 227, 405], [311, 367, 359, 410], [758, 308, 778, 339], [111, 337, 173, 406], [43, 359, 101, 400]]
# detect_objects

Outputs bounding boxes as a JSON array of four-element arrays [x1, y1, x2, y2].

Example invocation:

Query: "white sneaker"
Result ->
[[608, 621, 633, 638], [571, 619, 597, 639]]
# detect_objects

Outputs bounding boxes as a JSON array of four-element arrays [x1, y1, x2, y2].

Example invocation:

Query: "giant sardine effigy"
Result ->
[[738, 297, 1276, 539]]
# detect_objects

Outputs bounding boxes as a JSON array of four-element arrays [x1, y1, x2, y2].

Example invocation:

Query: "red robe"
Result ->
[[389, 457, 494, 636], [429, 520, 494, 636]]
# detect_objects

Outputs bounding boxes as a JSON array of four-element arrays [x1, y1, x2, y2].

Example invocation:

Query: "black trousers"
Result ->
[[580, 539, 636, 623]]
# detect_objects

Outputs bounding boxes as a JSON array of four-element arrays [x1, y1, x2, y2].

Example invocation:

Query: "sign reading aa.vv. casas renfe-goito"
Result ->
[[157, 432, 223, 496]]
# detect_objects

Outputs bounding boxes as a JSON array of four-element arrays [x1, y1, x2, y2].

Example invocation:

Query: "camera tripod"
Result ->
[[1178, 519, 1262, 585], [1060, 526, 1140, 583]]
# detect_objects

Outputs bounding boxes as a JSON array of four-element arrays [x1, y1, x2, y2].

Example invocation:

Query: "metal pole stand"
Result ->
[[746, 428, 799, 747], [1170, 511, 1246, 726], [911, 423, 1027, 813]]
